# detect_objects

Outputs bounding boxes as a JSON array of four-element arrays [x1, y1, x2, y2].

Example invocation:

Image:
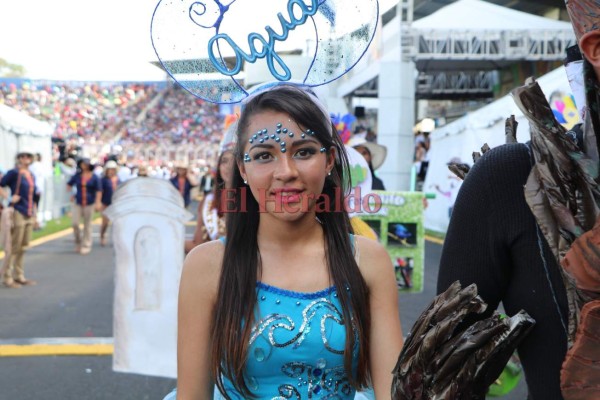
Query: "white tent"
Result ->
[[423, 66, 579, 233], [0, 104, 54, 222], [0, 103, 53, 172], [412, 0, 572, 31]]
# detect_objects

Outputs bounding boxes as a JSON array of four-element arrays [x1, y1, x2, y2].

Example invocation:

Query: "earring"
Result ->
[[327, 171, 332, 176], [244, 179, 248, 184]]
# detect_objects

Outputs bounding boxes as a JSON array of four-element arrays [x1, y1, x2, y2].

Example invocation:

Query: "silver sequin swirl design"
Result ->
[[249, 298, 344, 353], [271, 384, 301, 400], [273, 362, 351, 399]]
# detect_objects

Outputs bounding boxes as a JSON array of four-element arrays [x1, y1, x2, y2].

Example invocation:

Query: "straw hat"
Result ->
[[174, 160, 189, 169], [138, 165, 149, 176], [347, 136, 387, 170], [17, 148, 35, 158], [105, 160, 118, 169]]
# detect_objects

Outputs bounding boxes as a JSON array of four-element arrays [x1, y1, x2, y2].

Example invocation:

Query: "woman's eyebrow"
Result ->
[[288, 138, 320, 147], [248, 143, 275, 151]]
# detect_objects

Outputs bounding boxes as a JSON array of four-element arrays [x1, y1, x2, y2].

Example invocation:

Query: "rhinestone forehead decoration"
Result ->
[[244, 122, 318, 162]]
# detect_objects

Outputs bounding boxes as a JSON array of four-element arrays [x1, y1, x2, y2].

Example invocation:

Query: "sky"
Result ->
[[0, 0, 399, 82]]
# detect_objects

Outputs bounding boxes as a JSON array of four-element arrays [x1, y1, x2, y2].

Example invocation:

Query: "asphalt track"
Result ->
[[0, 220, 527, 399]]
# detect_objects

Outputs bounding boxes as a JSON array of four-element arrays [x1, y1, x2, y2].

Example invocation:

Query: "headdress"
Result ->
[[151, 0, 379, 104], [565, 0, 600, 41]]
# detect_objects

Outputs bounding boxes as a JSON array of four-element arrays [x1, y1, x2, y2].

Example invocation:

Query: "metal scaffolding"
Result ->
[[416, 70, 498, 99], [403, 29, 575, 62]]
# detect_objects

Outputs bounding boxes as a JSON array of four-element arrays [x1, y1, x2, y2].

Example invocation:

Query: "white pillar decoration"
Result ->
[[104, 177, 193, 379]]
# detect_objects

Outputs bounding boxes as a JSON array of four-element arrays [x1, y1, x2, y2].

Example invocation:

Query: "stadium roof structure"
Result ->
[[340, 0, 575, 100], [150, 49, 304, 86]]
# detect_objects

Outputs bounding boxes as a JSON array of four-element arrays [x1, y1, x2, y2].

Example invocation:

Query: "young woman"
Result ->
[[173, 85, 403, 399], [184, 148, 235, 253], [67, 158, 102, 255]]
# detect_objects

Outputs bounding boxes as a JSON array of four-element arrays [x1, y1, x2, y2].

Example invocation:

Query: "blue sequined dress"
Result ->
[[220, 282, 358, 399], [163, 282, 365, 399]]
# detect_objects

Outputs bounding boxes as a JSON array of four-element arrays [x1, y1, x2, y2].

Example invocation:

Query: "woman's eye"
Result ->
[[295, 148, 317, 158], [253, 152, 273, 161]]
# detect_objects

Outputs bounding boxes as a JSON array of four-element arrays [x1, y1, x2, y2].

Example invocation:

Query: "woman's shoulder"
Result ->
[[180, 239, 225, 300], [353, 235, 394, 286]]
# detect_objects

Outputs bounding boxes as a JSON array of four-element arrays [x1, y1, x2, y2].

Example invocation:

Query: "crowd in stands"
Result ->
[[121, 85, 223, 146], [0, 81, 160, 141], [0, 81, 225, 169]]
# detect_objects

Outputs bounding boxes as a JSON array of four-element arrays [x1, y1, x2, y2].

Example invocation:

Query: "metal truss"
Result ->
[[416, 71, 497, 99], [402, 29, 576, 62]]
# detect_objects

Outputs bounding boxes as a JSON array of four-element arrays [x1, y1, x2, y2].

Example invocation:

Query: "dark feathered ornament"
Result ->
[[392, 281, 535, 400]]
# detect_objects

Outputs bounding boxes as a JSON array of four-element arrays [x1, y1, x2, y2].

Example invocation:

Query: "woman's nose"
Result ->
[[273, 154, 298, 181]]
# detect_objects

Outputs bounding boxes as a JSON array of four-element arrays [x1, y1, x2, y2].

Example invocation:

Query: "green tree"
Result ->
[[0, 57, 26, 77]]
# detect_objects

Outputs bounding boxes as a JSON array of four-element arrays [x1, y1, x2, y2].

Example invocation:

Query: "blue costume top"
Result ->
[[218, 282, 357, 399]]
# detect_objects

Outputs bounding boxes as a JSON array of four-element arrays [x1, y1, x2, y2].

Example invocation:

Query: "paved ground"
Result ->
[[0, 219, 527, 399]]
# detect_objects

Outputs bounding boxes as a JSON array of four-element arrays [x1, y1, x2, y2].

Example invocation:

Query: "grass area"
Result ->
[[31, 215, 73, 241], [425, 229, 446, 241], [29, 212, 102, 241]]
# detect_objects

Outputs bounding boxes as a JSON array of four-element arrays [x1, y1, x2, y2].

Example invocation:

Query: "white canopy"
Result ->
[[412, 0, 572, 31], [0, 103, 53, 173]]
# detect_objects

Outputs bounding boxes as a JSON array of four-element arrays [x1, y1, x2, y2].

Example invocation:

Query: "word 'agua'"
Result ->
[[206, 0, 319, 81]]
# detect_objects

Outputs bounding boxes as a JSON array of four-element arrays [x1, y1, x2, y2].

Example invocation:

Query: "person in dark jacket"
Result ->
[[0, 150, 37, 288], [170, 161, 197, 208]]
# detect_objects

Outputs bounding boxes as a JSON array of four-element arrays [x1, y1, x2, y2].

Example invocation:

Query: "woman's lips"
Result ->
[[273, 189, 304, 204]]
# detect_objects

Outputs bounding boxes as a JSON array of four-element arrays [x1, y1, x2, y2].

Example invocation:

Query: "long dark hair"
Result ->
[[211, 150, 233, 215], [211, 85, 371, 397]]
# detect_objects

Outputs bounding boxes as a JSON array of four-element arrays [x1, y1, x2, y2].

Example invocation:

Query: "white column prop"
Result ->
[[104, 177, 193, 378]]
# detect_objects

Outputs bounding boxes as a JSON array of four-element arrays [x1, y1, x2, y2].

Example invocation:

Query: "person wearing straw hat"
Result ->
[[347, 135, 387, 190], [0, 149, 37, 288], [170, 160, 198, 209]]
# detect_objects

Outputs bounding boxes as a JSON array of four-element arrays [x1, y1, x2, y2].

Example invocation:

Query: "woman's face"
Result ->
[[219, 150, 235, 188], [239, 110, 335, 220], [354, 146, 372, 164]]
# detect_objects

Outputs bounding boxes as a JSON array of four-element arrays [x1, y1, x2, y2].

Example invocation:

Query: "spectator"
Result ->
[[348, 135, 387, 190], [170, 161, 197, 208]]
